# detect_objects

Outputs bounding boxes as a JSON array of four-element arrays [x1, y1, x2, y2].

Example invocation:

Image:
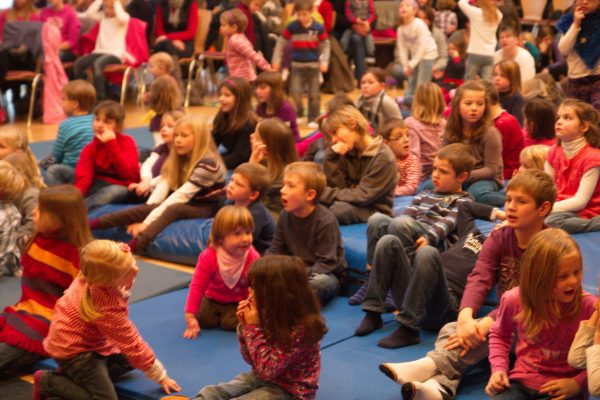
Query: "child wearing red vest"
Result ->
[[545, 98, 600, 233]]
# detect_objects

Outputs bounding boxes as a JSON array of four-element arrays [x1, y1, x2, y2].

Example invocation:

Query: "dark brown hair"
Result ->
[[363, 67, 385, 83], [559, 98, 600, 148], [444, 80, 492, 145], [256, 118, 299, 182], [233, 162, 272, 197], [293, 0, 312, 12], [494, 60, 522, 96], [523, 98, 556, 141], [213, 77, 258, 134], [378, 117, 407, 140], [94, 100, 125, 131], [437, 143, 475, 176], [255, 71, 288, 116]]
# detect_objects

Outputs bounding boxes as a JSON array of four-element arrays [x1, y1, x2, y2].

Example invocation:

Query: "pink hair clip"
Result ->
[[118, 242, 131, 253], [225, 79, 237, 89]]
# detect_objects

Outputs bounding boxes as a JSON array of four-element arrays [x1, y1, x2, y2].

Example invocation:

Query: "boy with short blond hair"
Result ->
[[266, 161, 347, 305], [379, 170, 558, 400], [44, 80, 97, 186], [148, 52, 174, 77], [227, 162, 275, 254]]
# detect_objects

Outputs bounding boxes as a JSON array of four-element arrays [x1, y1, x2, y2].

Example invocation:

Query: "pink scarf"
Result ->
[[216, 247, 249, 289]]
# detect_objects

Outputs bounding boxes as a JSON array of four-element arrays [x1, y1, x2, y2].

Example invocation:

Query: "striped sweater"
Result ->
[[52, 114, 94, 167], [0, 235, 80, 355], [273, 20, 330, 68], [226, 32, 271, 81]]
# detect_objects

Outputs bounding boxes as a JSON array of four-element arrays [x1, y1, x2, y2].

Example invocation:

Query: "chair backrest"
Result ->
[[196, 8, 212, 55]]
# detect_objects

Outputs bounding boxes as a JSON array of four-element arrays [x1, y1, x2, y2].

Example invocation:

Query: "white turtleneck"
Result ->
[[545, 137, 600, 213]]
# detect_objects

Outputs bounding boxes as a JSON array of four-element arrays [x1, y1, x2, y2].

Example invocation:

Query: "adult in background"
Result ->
[[153, 0, 198, 58]]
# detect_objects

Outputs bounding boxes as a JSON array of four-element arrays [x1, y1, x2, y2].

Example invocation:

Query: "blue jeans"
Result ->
[[84, 181, 130, 212], [341, 30, 374, 80], [194, 371, 292, 400], [44, 164, 75, 186], [309, 272, 340, 306], [73, 53, 121, 100], [545, 211, 600, 234], [405, 59, 435, 97], [464, 180, 505, 207], [465, 53, 494, 80]]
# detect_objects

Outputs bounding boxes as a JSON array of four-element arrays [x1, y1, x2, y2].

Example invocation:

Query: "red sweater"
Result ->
[[494, 110, 524, 179], [154, 0, 198, 42], [74, 134, 140, 195]]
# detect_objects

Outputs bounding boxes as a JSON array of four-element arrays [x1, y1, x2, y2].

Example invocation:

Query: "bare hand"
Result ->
[[415, 236, 428, 250], [495, 210, 506, 221], [539, 378, 580, 400], [183, 313, 200, 339], [320, 64, 328, 74], [237, 296, 260, 326], [573, 6, 585, 27], [127, 223, 148, 238], [331, 142, 352, 155], [405, 66, 413, 77], [272, 63, 281, 72], [155, 35, 167, 44], [95, 128, 116, 143], [173, 40, 185, 51], [485, 371, 510, 396], [160, 377, 181, 394], [492, 220, 509, 231], [135, 179, 152, 197], [456, 316, 484, 350], [128, 182, 138, 191]]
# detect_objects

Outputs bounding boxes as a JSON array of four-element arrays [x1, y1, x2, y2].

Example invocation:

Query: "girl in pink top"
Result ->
[[35, 240, 180, 399], [220, 9, 271, 82], [183, 205, 260, 338], [486, 228, 595, 399]]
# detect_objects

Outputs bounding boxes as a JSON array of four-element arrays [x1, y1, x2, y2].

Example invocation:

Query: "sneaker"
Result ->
[[33, 370, 47, 400], [365, 57, 376, 65], [307, 121, 319, 130]]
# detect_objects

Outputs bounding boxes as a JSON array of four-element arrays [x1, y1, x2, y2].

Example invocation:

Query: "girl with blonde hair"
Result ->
[[89, 115, 227, 253], [36, 239, 181, 398], [516, 145, 549, 175]]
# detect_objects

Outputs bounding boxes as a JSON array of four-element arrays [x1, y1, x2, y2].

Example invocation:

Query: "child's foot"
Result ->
[[348, 282, 368, 305], [378, 357, 437, 384], [378, 325, 420, 349], [401, 380, 444, 400], [33, 370, 48, 400], [354, 311, 383, 336]]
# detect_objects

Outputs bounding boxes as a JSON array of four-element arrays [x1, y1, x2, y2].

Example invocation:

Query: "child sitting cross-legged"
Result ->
[[266, 161, 347, 306], [226, 162, 276, 255]]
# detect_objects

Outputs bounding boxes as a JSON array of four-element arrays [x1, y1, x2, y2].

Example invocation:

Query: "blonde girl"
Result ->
[[486, 228, 594, 399], [212, 77, 258, 169], [0, 161, 26, 276], [442, 80, 504, 206], [516, 145, 550, 176], [405, 82, 446, 181], [147, 75, 183, 137], [545, 98, 600, 233], [0, 126, 38, 164], [321, 105, 398, 224], [89, 115, 227, 253], [356, 67, 403, 134], [36, 240, 181, 398], [250, 118, 299, 213], [458, 0, 502, 80], [255, 71, 300, 144], [493, 60, 525, 126], [196, 255, 327, 399], [130, 109, 185, 198], [183, 206, 260, 338], [0, 185, 91, 369]]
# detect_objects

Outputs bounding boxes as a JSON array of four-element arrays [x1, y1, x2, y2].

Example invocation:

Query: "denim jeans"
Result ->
[[0, 342, 42, 371], [545, 211, 600, 234], [391, 62, 407, 87], [84, 180, 130, 212], [289, 66, 321, 121], [44, 164, 76, 186], [464, 53, 494, 80], [194, 371, 292, 400], [39, 352, 133, 400], [74, 53, 121, 100], [340, 30, 374, 80], [405, 59, 435, 97], [491, 381, 553, 399], [309, 272, 340, 306], [464, 180, 505, 207]]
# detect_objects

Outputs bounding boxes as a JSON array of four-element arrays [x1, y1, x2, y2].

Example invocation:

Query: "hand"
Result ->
[[135, 179, 152, 197], [155, 35, 167, 44], [128, 182, 138, 191], [573, 6, 585, 27], [492, 220, 509, 232], [183, 313, 201, 339], [541, 68, 550, 75], [159, 377, 181, 394], [433, 70, 444, 80], [539, 378, 580, 400], [237, 295, 260, 326], [405, 66, 413, 77], [272, 63, 281, 72], [415, 236, 428, 250], [330, 142, 352, 155], [250, 142, 267, 163], [456, 312, 485, 350], [127, 223, 148, 238], [485, 371, 510, 396], [495, 210, 506, 221], [173, 40, 185, 51], [95, 128, 116, 143], [320, 64, 328, 73]]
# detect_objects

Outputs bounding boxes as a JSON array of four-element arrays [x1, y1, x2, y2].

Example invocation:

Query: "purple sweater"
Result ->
[[40, 5, 81, 51], [407, 116, 444, 181], [489, 287, 594, 392], [256, 100, 300, 142]]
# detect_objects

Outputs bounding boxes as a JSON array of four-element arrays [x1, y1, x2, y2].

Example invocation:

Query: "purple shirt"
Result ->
[[40, 5, 81, 51], [256, 100, 300, 142]]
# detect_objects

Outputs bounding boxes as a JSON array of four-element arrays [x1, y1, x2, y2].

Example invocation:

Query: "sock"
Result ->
[[348, 282, 369, 305], [379, 356, 437, 384], [377, 325, 420, 349], [354, 311, 382, 336], [89, 218, 101, 230], [406, 379, 444, 400]]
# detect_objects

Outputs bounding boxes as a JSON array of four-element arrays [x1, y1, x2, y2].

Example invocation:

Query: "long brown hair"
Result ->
[[444, 80, 492, 144], [255, 71, 288, 116], [213, 77, 257, 134], [559, 98, 600, 148], [517, 229, 582, 340], [479, 0, 500, 24], [6, 0, 37, 22], [494, 60, 521, 96], [248, 256, 327, 345], [255, 118, 298, 182], [150, 75, 182, 115]]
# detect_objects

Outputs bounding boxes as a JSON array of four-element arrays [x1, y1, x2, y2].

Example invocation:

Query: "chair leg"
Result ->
[[137, 66, 147, 106], [120, 67, 132, 105], [184, 59, 197, 109], [27, 74, 42, 127]]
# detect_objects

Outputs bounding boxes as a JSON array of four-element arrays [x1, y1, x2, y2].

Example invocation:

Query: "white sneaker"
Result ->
[[366, 57, 376, 65], [307, 121, 319, 130]]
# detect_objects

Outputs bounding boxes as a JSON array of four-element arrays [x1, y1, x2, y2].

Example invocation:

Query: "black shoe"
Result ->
[[378, 363, 398, 383], [401, 382, 416, 400]]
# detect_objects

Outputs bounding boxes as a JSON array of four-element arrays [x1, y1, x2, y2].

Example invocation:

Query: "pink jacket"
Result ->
[[42, 22, 67, 124]]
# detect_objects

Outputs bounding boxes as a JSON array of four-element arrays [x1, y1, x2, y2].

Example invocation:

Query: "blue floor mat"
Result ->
[[0, 276, 21, 309], [129, 258, 191, 304]]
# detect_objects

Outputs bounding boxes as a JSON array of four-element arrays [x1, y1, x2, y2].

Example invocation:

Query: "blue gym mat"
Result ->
[[129, 258, 192, 304], [0, 276, 22, 309]]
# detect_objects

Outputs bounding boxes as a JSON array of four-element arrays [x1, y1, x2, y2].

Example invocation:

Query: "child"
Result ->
[[75, 0, 130, 100], [35, 240, 181, 398], [0, 161, 25, 276], [482, 79, 524, 179], [272, 0, 330, 129], [226, 162, 275, 254], [355, 67, 403, 134], [406, 82, 446, 181], [396, 0, 438, 98], [434, 0, 458, 37], [194, 255, 327, 399], [438, 35, 466, 93], [545, 98, 600, 233], [74, 101, 140, 211], [184, 206, 260, 337], [459, 0, 501, 80], [212, 77, 258, 169], [516, 145, 549, 175], [44, 80, 96, 186], [485, 228, 594, 399], [266, 161, 347, 305], [146, 75, 183, 137], [493, 60, 525, 126], [442, 80, 505, 206], [493, 25, 536, 86], [129, 110, 185, 198], [220, 8, 272, 81], [522, 97, 557, 147], [249, 118, 298, 214], [556, 0, 600, 111], [89, 115, 227, 253], [379, 118, 421, 196], [320, 106, 398, 224], [0, 185, 91, 370], [254, 71, 300, 145], [378, 170, 557, 400], [40, 0, 81, 61], [148, 51, 174, 79], [340, 0, 376, 80], [354, 143, 476, 347]]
